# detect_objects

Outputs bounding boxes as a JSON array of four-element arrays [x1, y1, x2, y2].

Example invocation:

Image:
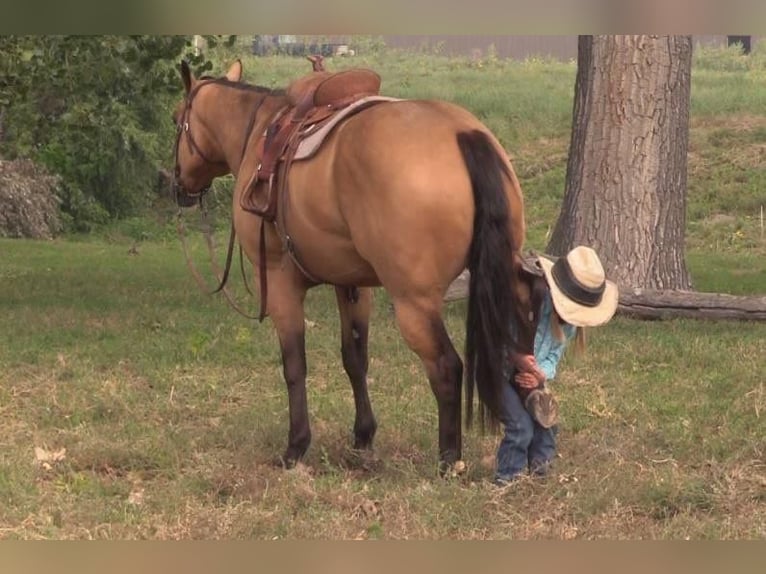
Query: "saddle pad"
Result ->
[[293, 96, 401, 161]]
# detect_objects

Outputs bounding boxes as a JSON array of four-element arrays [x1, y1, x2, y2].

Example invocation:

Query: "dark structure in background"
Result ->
[[251, 35, 354, 57], [381, 35, 757, 60], [244, 35, 757, 61], [727, 35, 752, 53], [382, 35, 578, 60]]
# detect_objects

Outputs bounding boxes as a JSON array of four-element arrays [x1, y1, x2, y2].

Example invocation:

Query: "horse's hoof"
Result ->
[[274, 454, 300, 470], [438, 459, 467, 479], [342, 448, 383, 472], [526, 389, 559, 429], [353, 431, 376, 451]]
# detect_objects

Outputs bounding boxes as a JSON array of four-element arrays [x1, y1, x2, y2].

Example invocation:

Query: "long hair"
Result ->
[[550, 310, 586, 355]]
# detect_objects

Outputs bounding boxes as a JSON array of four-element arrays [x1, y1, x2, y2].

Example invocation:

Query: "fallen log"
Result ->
[[617, 288, 766, 321], [444, 271, 766, 322]]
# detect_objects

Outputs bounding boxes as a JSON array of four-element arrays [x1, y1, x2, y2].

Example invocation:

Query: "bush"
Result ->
[[0, 158, 62, 239], [0, 36, 219, 232]]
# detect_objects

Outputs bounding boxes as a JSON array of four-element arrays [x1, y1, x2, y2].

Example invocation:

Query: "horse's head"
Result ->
[[171, 60, 243, 207]]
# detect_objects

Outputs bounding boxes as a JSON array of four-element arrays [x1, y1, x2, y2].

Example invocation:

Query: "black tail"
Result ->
[[457, 130, 524, 432]]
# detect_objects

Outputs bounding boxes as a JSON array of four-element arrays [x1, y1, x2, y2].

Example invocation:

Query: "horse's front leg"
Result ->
[[266, 270, 310, 468], [334, 286, 377, 450]]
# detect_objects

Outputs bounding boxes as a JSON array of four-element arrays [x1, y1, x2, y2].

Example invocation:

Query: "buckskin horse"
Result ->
[[171, 60, 535, 475]]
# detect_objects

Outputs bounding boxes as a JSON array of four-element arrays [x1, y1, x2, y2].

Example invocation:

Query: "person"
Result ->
[[495, 245, 619, 486]]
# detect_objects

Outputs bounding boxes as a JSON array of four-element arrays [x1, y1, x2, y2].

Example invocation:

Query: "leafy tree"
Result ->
[[0, 35, 234, 231]]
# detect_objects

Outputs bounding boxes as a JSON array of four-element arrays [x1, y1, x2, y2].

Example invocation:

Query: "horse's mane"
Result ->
[[198, 75, 286, 96]]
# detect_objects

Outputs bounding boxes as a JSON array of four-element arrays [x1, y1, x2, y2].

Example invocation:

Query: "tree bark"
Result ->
[[547, 35, 693, 290]]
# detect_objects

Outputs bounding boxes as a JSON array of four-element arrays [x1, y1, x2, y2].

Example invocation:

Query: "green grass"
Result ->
[[0, 238, 763, 539], [0, 45, 765, 539]]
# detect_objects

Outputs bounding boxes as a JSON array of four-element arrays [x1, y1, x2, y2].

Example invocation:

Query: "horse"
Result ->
[[171, 60, 537, 475]]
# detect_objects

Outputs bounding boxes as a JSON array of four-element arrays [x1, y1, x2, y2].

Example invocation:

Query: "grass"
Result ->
[[0, 44, 765, 539]]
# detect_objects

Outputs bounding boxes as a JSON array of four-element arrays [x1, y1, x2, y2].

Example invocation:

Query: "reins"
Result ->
[[176, 201, 261, 320]]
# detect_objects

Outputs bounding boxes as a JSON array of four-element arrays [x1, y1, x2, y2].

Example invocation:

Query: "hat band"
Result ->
[[551, 257, 605, 307]]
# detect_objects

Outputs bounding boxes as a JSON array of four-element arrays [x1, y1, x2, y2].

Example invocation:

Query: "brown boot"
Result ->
[[525, 389, 559, 428]]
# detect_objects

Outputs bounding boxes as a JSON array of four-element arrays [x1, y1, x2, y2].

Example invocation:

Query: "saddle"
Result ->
[[241, 66, 384, 221]]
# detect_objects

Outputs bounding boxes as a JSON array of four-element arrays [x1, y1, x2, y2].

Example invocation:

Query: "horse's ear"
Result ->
[[225, 59, 243, 82], [180, 60, 193, 94]]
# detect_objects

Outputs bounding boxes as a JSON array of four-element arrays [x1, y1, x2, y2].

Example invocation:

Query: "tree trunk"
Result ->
[[547, 35, 693, 290]]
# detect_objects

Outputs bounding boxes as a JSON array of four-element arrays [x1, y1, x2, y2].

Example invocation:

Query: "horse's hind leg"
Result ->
[[392, 297, 463, 474], [267, 274, 311, 468], [334, 286, 377, 450]]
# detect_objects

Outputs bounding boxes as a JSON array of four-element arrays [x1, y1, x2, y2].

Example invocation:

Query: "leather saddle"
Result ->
[[241, 67, 384, 221]]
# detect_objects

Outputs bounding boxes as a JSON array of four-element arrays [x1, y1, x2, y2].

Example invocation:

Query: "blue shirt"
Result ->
[[534, 293, 576, 381]]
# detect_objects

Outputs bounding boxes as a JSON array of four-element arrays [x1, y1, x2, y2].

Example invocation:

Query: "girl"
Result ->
[[495, 245, 618, 485]]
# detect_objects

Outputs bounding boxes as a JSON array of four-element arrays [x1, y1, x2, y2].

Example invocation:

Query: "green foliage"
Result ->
[[0, 36, 230, 231]]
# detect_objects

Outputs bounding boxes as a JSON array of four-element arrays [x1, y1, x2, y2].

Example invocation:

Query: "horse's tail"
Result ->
[[457, 129, 524, 432]]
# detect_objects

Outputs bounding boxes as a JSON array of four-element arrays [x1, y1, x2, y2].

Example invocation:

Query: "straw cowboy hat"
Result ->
[[538, 245, 619, 327]]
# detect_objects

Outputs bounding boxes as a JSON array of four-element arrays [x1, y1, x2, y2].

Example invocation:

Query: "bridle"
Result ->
[[172, 77, 229, 206]]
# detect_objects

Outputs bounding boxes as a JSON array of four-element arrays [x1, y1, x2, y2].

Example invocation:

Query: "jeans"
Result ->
[[495, 379, 557, 483]]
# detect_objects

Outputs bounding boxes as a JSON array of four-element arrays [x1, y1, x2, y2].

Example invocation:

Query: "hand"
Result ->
[[510, 352, 546, 383], [510, 352, 537, 373], [514, 372, 539, 390]]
